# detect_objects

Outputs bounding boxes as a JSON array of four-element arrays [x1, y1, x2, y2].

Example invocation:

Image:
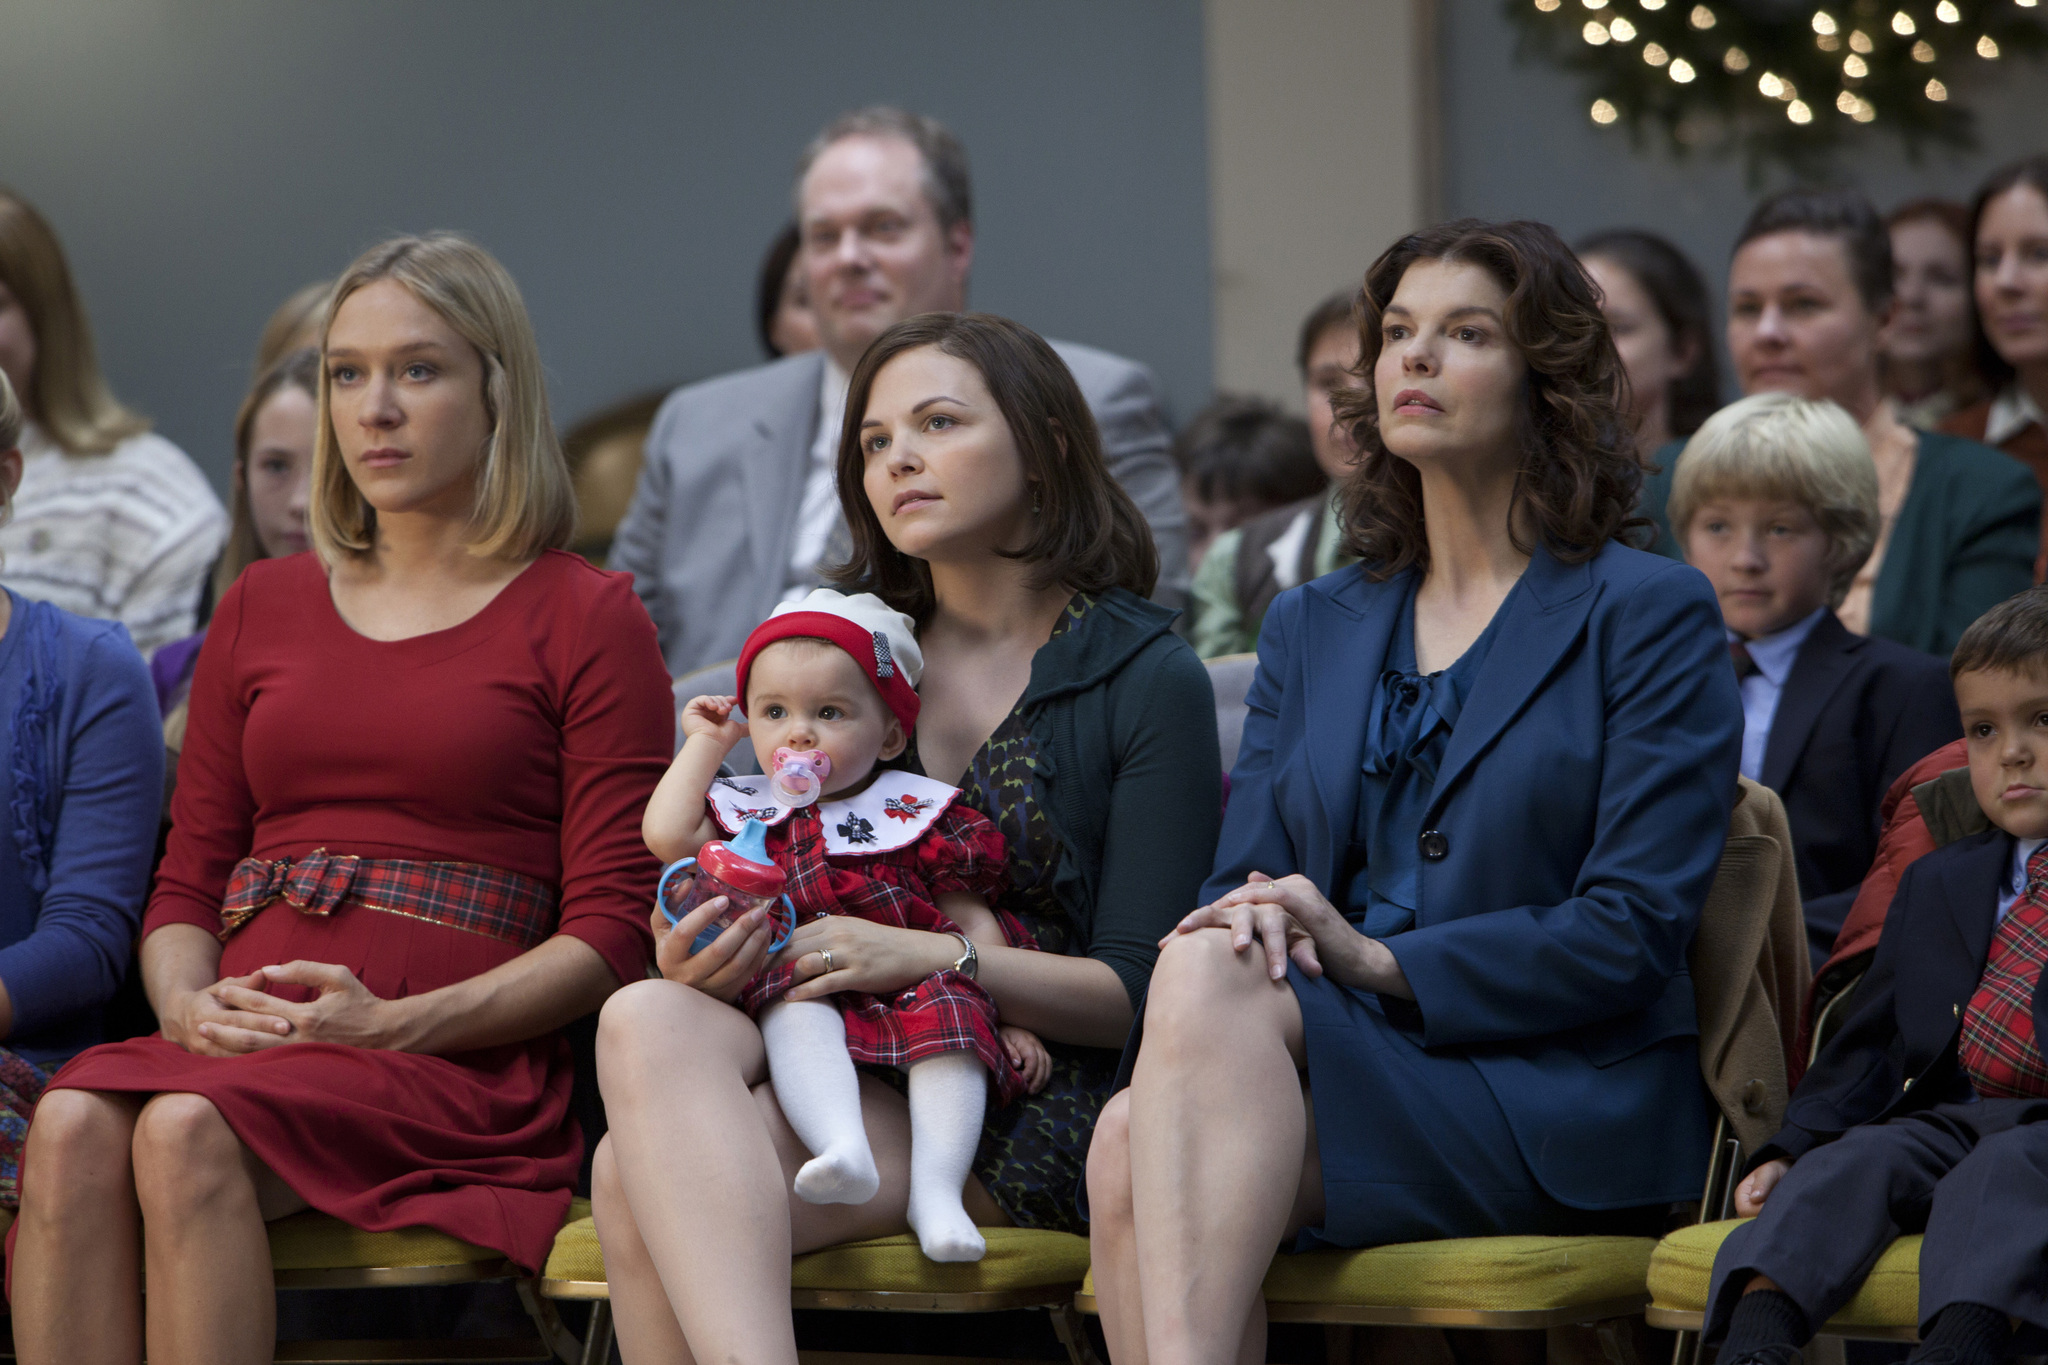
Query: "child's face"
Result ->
[[745, 640, 905, 796], [1183, 480, 1267, 570], [1683, 497, 1834, 640], [1959, 666, 2048, 841]]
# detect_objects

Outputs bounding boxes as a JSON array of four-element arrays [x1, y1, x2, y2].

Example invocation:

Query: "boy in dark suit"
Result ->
[[1705, 584, 2048, 1365], [1675, 392, 1960, 968]]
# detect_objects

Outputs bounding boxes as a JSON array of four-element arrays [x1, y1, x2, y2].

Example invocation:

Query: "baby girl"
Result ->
[[642, 589, 1043, 1262]]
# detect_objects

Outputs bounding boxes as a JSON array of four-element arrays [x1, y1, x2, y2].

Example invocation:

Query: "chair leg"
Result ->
[[1669, 1328, 1701, 1365], [515, 1279, 591, 1365], [580, 1300, 615, 1365], [1051, 1300, 1104, 1365]]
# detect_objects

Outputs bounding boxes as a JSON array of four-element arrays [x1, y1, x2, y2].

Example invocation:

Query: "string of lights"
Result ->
[[1507, 0, 2047, 172]]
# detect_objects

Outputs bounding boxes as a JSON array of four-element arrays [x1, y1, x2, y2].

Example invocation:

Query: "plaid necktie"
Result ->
[[1960, 843, 2048, 1098], [1729, 639, 1760, 681]]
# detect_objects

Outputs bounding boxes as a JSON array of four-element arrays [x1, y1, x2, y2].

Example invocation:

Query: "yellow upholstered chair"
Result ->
[[243, 1200, 594, 1363], [1646, 1220, 1920, 1342], [540, 1215, 1100, 1365], [1075, 1234, 1656, 1330]]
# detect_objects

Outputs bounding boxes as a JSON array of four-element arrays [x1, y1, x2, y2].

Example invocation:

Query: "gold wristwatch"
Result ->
[[949, 932, 979, 980]]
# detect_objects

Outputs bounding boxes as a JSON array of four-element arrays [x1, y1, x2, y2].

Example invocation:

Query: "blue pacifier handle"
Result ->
[[658, 858, 794, 956]]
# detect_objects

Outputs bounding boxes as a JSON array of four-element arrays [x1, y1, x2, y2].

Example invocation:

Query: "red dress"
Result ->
[[30, 551, 669, 1275], [707, 773, 1031, 1105]]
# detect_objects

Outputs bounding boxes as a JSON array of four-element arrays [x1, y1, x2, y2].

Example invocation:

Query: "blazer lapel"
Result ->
[[1427, 546, 1597, 818], [742, 353, 826, 584], [1302, 570, 1408, 843], [1759, 611, 1864, 791], [1939, 829, 2011, 971]]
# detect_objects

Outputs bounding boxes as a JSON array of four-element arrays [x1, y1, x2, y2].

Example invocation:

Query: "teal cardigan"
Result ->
[[1019, 588, 1223, 1008], [1640, 429, 2039, 656]]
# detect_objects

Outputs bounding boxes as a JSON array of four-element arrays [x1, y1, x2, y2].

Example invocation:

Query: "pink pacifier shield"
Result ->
[[769, 747, 831, 807]]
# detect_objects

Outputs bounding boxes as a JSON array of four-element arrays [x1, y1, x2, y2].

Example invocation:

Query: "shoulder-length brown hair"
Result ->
[[312, 234, 575, 564], [827, 312, 1157, 624], [1333, 219, 1642, 578], [0, 188, 149, 456]]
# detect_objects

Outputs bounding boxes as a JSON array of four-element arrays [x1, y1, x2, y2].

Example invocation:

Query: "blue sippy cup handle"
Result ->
[[655, 858, 698, 927], [657, 857, 795, 956]]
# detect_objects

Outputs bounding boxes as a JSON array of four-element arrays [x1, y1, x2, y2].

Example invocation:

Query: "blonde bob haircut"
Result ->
[[0, 188, 149, 456], [312, 234, 574, 563], [1668, 392, 1879, 607]]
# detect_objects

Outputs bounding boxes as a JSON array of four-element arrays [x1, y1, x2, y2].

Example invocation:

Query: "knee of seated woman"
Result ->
[[132, 1093, 240, 1168], [1083, 1093, 1134, 1210], [131, 1096, 255, 1213], [1149, 927, 1274, 1018], [598, 977, 728, 1053], [20, 1091, 137, 1212]]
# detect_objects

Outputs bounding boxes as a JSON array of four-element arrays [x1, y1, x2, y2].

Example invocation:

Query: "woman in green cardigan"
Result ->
[[589, 313, 1221, 1365], [1638, 188, 2037, 656]]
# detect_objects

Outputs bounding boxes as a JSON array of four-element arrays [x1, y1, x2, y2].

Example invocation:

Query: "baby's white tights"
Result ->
[[757, 998, 990, 1263], [760, 999, 880, 1206], [904, 1049, 990, 1263]]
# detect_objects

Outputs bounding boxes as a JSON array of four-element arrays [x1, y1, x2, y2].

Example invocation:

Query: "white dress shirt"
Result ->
[[1986, 383, 2047, 449], [781, 358, 851, 606], [1730, 606, 1828, 782], [1997, 836, 2047, 925]]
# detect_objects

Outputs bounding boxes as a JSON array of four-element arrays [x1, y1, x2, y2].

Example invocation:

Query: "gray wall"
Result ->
[[0, 0, 1213, 488], [1440, 0, 2048, 388]]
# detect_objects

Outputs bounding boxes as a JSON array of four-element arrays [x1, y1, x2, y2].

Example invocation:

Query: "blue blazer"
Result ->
[[1211, 541, 1743, 1209]]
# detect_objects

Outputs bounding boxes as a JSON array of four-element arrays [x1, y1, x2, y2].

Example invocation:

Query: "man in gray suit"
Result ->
[[611, 106, 1189, 677]]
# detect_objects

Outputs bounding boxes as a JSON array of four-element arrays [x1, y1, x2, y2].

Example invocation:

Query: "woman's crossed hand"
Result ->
[[160, 963, 407, 1055], [1165, 872, 1413, 999]]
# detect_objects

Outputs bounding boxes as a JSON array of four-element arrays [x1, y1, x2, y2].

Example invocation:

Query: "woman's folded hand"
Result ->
[[1166, 873, 1414, 998], [209, 962, 405, 1050], [1163, 874, 1322, 981], [158, 969, 295, 1057]]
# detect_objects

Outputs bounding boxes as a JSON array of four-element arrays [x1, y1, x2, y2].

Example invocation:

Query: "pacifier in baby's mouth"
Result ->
[[769, 748, 832, 807]]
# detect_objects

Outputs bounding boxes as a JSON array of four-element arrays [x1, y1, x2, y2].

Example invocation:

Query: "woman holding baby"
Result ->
[[1083, 220, 1747, 1365], [592, 313, 1222, 1363]]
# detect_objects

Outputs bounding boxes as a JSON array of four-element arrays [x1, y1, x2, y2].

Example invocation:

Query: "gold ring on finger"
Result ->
[[820, 949, 834, 973]]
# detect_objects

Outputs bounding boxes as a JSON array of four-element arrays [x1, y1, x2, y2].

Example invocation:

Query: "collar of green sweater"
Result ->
[[1021, 587, 1179, 708]]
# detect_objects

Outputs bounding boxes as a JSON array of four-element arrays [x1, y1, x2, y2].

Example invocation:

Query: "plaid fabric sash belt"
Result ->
[[220, 848, 558, 950]]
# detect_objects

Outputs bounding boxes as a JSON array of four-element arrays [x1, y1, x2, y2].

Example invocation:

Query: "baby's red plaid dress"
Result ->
[[1960, 842, 2048, 1098], [731, 798, 1035, 1105]]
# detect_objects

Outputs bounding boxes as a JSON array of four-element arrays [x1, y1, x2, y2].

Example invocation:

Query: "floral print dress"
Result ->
[[900, 598, 1120, 1233]]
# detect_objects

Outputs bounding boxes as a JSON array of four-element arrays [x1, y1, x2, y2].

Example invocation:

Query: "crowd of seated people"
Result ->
[[0, 103, 2043, 1365]]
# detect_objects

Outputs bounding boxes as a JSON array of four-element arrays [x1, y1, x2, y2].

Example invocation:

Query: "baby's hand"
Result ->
[[999, 1025, 1052, 1094], [1733, 1157, 1792, 1217], [680, 694, 749, 748]]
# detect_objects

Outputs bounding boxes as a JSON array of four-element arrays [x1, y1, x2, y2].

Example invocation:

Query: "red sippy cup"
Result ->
[[657, 818, 795, 955]]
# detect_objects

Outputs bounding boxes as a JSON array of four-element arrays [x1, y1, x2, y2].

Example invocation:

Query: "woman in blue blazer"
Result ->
[[1085, 220, 1744, 1365]]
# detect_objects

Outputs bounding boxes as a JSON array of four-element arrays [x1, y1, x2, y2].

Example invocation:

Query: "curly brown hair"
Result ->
[[1332, 219, 1645, 578]]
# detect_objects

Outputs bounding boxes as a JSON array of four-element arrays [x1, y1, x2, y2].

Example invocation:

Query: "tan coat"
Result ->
[[1690, 778, 1812, 1153]]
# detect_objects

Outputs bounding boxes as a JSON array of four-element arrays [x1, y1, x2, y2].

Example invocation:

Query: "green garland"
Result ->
[[1508, 0, 2048, 173]]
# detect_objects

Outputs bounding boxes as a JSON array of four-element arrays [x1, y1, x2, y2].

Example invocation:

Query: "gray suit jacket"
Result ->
[[611, 342, 1188, 675]]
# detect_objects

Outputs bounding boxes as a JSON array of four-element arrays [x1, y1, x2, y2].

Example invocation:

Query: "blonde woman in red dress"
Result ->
[[7, 234, 672, 1365]]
